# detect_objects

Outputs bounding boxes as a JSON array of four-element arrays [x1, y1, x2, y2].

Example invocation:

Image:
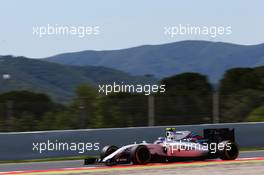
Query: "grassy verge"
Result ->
[[0, 155, 96, 164], [239, 147, 264, 151]]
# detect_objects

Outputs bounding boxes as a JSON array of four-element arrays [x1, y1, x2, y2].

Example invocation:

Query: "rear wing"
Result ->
[[203, 128, 235, 143]]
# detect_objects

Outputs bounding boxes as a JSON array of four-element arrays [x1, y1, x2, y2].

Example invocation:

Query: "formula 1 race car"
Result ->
[[84, 128, 239, 166]]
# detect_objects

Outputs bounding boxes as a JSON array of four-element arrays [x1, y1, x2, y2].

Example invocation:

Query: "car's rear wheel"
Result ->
[[100, 145, 118, 160], [220, 141, 239, 160], [131, 145, 151, 164]]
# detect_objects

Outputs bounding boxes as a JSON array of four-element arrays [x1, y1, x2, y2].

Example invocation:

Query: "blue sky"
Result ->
[[0, 0, 263, 58]]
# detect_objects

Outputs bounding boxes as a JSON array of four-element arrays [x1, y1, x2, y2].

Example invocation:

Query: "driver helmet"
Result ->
[[165, 127, 177, 140]]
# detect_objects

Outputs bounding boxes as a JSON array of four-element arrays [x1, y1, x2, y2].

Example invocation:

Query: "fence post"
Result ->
[[148, 95, 155, 126], [212, 90, 220, 123]]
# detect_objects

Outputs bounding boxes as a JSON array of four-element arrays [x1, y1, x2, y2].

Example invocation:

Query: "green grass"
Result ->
[[239, 147, 264, 151], [0, 155, 97, 164]]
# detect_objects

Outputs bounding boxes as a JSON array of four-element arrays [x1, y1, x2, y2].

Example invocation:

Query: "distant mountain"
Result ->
[[0, 56, 156, 102], [45, 40, 264, 83]]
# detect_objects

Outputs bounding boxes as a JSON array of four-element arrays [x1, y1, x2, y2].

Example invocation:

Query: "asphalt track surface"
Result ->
[[0, 151, 264, 174]]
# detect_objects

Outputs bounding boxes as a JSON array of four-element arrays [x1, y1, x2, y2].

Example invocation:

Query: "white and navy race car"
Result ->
[[84, 128, 239, 165]]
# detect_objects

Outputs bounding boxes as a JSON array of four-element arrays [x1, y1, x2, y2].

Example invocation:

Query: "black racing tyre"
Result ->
[[220, 141, 239, 160], [130, 145, 151, 164], [100, 145, 118, 160]]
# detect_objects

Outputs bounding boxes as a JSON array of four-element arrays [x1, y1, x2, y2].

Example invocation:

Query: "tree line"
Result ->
[[0, 66, 263, 132]]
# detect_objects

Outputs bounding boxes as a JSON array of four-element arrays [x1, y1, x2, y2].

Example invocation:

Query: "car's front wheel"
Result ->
[[130, 145, 151, 164], [100, 145, 118, 160]]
